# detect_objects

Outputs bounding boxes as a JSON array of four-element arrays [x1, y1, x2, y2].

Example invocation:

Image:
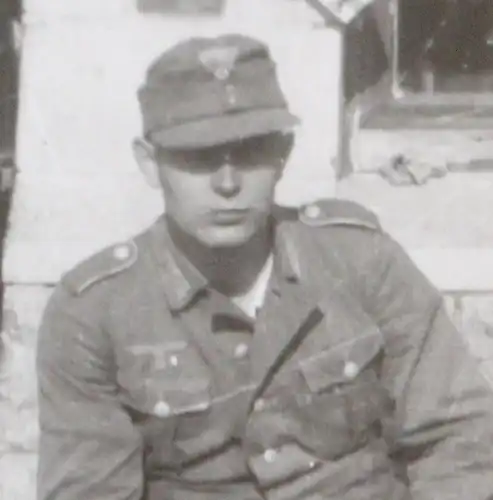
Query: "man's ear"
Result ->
[[275, 163, 285, 182], [132, 138, 161, 189], [275, 131, 294, 180], [274, 156, 289, 182]]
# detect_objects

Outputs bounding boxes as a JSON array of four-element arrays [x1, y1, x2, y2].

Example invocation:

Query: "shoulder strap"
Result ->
[[62, 241, 138, 295], [299, 199, 381, 231]]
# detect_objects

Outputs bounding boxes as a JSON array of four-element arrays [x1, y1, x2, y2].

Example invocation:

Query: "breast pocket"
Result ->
[[117, 342, 217, 465], [143, 377, 213, 471], [294, 331, 394, 459]]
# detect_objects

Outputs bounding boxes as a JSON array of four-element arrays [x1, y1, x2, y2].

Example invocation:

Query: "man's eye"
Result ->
[[168, 151, 218, 171]]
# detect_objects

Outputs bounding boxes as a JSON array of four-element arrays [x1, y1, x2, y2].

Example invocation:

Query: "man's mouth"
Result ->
[[211, 209, 249, 225]]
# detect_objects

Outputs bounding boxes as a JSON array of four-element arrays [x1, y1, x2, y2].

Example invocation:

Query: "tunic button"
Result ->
[[153, 400, 171, 418], [309, 460, 316, 468], [254, 398, 266, 412], [169, 355, 178, 367], [304, 204, 321, 219], [343, 361, 359, 379], [215, 67, 230, 80], [234, 343, 249, 359], [263, 448, 278, 463], [113, 244, 130, 260]]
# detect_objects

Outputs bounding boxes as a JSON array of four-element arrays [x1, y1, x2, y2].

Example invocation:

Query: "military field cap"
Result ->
[[138, 34, 300, 150]]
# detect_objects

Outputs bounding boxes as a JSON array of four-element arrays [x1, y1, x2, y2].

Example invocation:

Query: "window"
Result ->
[[339, 0, 493, 135], [397, 0, 493, 95]]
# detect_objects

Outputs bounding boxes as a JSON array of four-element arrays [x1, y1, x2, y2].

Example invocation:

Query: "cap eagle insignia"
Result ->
[[198, 46, 240, 81]]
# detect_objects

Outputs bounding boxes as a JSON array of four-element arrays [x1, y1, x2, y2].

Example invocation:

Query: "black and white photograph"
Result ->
[[2, 1, 493, 499]]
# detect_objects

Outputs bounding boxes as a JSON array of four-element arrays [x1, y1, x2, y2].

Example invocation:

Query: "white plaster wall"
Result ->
[[4, 0, 343, 284]]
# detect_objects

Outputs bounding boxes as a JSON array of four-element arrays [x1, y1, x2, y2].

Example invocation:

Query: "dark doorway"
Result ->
[[0, 0, 21, 327], [397, 0, 493, 94]]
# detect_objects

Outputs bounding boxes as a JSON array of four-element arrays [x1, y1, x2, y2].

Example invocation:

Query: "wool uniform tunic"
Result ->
[[37, 199, 493, 500]]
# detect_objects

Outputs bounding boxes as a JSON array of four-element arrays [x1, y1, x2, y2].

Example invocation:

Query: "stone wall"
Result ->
[[0, 287, 49, 500]]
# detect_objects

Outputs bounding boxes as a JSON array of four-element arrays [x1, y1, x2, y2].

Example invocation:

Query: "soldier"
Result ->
[[37, 34, 493, 500]]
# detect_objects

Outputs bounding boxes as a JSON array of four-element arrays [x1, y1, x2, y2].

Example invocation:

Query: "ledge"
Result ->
[[352, 127, 493, 172]]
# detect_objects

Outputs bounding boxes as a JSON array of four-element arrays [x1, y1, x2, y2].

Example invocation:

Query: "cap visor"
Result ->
[[150, 108, 300, 150]]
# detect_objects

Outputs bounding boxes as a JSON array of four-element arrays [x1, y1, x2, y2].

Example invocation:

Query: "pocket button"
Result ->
[[304, 204, 321, 219], [113, 244, 130, 260], [343, 361, 359, 379], [153, 400, 171, 418], [263, 448, 278, 463], [234, 343, 249, 359], [254, 398, 266, 412]]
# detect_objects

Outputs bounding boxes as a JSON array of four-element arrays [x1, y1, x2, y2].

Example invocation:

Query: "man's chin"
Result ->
[[197, 225, 254, 249]]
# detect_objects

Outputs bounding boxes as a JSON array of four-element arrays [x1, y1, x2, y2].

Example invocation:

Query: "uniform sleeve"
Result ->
[[365, 233, 493, 500], [36, 284, 144, 500]]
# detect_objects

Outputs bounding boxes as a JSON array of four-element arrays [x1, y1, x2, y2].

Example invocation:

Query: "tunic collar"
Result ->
[[148, 212, 302, 312]]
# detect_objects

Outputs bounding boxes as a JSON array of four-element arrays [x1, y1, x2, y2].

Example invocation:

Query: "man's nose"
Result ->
[[212, 162, 241, 197]]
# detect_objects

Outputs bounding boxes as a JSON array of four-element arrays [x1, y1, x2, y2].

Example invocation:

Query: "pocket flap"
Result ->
[[156, 378, 211, 415], [118, 341, 212, 416], [299, 331, 383, 393], [121, 377, 211, 417]]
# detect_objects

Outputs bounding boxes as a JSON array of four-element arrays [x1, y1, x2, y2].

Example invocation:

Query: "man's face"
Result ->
[[154, 133, 294, 248]]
